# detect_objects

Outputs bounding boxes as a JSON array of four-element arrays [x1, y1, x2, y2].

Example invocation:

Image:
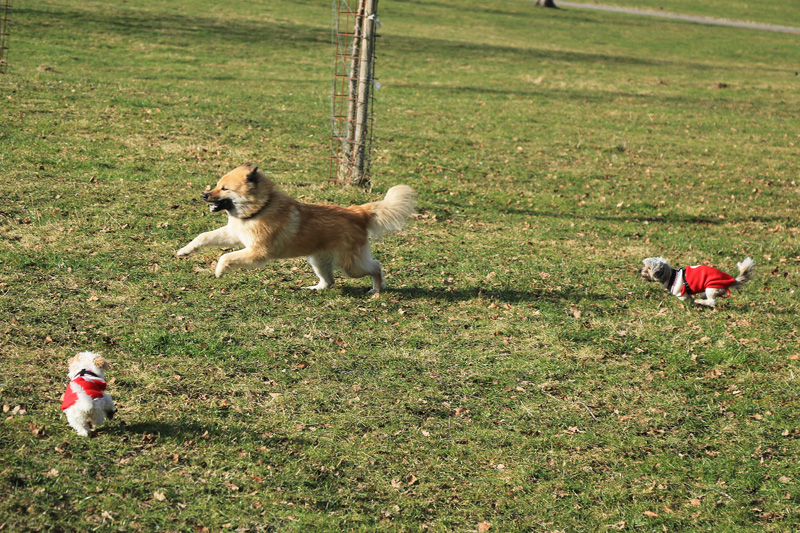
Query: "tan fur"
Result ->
[[92, 356, 108, 371], [177, 163, 416, 292]]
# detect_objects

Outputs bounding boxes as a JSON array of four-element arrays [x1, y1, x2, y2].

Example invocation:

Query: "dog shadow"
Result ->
[[103, 420, 315, 447], [103, 420, 214, 440], [338, 285, 614, 304]]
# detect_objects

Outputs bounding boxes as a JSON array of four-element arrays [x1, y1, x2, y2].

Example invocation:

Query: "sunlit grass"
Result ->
[[1, 0, 799, 530]]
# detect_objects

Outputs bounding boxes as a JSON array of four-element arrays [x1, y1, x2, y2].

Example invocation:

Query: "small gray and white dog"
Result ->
[[640, 257, 755, 308]]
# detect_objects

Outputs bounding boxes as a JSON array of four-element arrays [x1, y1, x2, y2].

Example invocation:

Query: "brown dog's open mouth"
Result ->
[[208, 198, 234, 213]]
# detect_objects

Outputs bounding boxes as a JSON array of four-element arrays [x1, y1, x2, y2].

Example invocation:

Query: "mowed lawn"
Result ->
[[1, 0, 799, 531]]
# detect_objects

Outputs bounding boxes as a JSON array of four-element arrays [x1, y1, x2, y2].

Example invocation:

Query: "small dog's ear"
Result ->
[[93, 356, 109, 371], [649, 258, 671, 282]]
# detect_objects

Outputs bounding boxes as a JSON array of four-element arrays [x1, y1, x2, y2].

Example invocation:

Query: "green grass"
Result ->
[[2, 0, 799, 531]]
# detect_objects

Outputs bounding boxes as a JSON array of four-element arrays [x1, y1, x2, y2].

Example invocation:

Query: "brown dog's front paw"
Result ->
[[215, 261, 228, 278]]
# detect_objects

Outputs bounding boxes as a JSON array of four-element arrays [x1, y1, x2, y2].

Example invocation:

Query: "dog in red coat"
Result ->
[[640, 257, 755, 308], [61, 351, 116, 436]]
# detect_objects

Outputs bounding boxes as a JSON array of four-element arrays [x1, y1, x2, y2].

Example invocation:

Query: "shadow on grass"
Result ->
[[18, 6, 328, 49], [106, 420, 217, 440], [340, 285, 615, 304], [504, 208, 791, 226], [106, 420, 317, 446]]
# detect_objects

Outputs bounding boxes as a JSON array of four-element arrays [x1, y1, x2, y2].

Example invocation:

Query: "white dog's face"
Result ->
[[67, 351, 109, 380], [640, 257, 672, 284]]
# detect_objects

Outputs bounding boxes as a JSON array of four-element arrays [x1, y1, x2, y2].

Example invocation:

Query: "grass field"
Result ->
[[2, 0, 799, 531]]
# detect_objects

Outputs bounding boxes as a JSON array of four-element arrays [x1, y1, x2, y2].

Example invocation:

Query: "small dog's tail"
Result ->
[[365, 185, 416, 240], [733, 257, 756, 287]]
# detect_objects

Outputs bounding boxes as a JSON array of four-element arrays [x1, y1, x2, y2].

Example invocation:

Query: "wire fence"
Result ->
[[329, 0, 379, 189], [0, 1, 11, 74]]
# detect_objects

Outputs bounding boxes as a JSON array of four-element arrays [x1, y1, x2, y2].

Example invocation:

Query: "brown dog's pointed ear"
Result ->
[[246, 165, 260, 183]]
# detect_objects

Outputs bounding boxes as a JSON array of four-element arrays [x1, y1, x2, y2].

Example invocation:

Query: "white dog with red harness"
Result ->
[[640, 257, 755, 308], [61, 351, 116, 436]]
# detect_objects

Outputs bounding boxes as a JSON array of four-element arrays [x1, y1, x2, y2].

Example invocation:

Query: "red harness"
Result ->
[[681, 265, 736, 296], [61, 371, 107, 411]]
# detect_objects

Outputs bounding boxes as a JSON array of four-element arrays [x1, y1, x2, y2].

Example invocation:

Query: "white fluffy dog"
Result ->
[[640, 257, 755, 308], [60, 351, 116, 436]]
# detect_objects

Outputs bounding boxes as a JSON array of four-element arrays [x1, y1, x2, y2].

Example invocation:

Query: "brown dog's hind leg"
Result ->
[[341, 244, 385, 293]]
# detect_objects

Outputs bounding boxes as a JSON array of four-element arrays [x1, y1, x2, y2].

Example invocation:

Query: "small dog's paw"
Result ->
[[176, 247, 192, 257], [215, 262, 228, 278]]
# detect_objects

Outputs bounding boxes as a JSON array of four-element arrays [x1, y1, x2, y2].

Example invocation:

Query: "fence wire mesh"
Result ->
[[0, 1, 11, 74], [330, 0, 378, 189]]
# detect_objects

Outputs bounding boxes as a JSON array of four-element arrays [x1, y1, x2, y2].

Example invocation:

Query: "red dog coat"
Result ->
[[61, 371, 107, 411], [681, 265, 736, 296]]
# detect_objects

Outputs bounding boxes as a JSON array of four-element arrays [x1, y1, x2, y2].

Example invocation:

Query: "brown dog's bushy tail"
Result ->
[[366, 185, 416, 240], [734, 257, 756, 287]]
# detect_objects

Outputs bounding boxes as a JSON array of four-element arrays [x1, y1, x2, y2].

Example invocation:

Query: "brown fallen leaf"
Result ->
[[477, 522, 492, 532], [643, 510, 659, 518]]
